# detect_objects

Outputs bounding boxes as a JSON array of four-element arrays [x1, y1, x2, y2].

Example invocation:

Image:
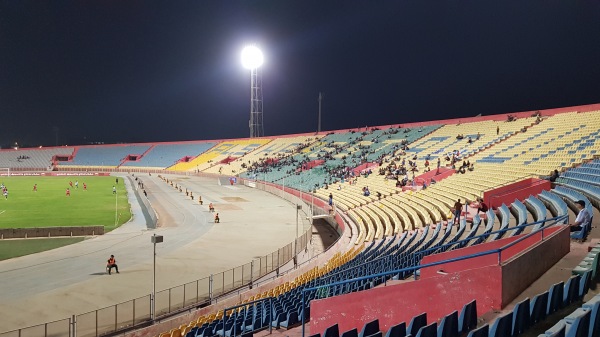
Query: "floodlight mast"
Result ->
[[242, 46, 264, 138]]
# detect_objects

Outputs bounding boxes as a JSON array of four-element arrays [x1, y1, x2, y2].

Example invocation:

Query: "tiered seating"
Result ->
[[538, 190, 569, 220], [122, 142, 216, 169], [406, 118, 534, 168], [169, 139, 271, 172], [0, 147, 74, 169], [474, 111, 600, 176], [62, 145, 151, 167], [204, 136, 320, 176]]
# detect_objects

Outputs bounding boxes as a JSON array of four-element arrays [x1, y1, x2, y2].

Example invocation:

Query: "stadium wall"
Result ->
[[0, 226, 104, 239], [484, 178, 551, 209], [310, 225, 569, 335]]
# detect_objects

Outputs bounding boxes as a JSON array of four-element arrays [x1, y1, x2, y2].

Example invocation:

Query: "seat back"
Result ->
[[459, 300, 478, 333], [360, 319, 380, 337], [512, 298, 531, 336], [409, 313, 428, 337], [437, 311, 459, 337]]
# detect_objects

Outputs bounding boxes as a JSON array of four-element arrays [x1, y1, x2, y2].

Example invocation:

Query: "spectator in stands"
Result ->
[[143, 190, 147, 197], [453, 199, 463, 225], [476, 132, 481, 140], [198, 195, 203, 205], [570, 200, 591, 233], [476, 198, 488, 214], [106, 255, 119, 275], [214, 213, 220, 223], [209, 203, 215, 212], [548, 169, 560, 182], [497, 126, 500, 135], [328, 193, 333, 206]]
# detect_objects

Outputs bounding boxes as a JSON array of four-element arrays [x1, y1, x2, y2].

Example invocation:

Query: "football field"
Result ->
[[0, 176, 131, 230]]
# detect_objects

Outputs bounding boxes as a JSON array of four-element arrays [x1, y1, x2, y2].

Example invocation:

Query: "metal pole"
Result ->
[[318, 92, 323, 133], [301, 291, 305, 337], [152, 234, 156, 321], [115, 187, 118, 226], [250, 261, 254, 289], [296, 205, 299, 239]]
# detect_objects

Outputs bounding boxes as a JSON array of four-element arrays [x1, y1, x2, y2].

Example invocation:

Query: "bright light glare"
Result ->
[[241, 46, 264, 69]]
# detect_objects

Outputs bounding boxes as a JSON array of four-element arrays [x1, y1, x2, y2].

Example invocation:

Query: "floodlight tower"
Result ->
[[241, 45, 264, 138]]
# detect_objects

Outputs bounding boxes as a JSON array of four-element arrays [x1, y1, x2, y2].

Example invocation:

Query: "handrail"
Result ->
[[300, 218, 567, 337], [320, 214, 567, 282]]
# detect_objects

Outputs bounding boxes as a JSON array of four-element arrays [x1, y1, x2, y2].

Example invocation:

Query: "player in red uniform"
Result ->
[[83, 183, 87, 191], [33, 184, 37, 192], [69, 181, 73, 188], [66, 188, 71, 197]]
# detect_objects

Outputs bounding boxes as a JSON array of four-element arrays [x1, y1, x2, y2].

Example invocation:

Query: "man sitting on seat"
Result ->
[[214, 213, 220, 223], [107, 255, 119, 275], [570, 200, 591, 233]]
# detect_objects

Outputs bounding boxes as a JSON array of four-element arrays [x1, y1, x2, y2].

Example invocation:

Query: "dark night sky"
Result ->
[[1, 1, 600, 147]]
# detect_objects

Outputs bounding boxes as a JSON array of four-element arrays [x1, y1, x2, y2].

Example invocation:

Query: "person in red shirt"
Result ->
[[106, 255, 119, 275], [83, 183, 87, 191], [33, 184, 37, 192], [66, 188, 71, 197], [69, 181, 73, 188]]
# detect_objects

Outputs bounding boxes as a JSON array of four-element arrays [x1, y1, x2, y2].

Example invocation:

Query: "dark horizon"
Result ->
[[1, 1, 600, 148]]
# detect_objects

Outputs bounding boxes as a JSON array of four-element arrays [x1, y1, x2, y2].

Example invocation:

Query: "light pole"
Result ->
[[114, 187, 118, 226], [241, 45, 264, 138], [151, 234, 163, 321], [295, 204, 302, 260]]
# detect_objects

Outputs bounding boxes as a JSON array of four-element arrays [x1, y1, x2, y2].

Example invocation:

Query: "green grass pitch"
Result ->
[[0, 176, 131, 231]]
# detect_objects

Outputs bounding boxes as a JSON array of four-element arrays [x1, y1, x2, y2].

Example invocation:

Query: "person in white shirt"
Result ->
[[570, 200, 591, 232]]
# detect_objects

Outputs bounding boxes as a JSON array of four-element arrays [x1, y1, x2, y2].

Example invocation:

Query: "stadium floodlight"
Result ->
[[241, 45, 264, 138], [241, 45, 264, 70]]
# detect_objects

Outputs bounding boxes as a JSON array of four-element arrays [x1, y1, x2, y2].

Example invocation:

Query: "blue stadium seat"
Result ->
[[279, 311, 299, 329], [467, 325, 489, 337], [543, 320, 566, 337], [459, 300, 478, 334], [512, 297, 531, 336], [341, 328, 359, 337], [416, 322, 437, 337], [564, 275, 581, 307], [530, 291, 549, 325], [582, 295, 600, 337], [489, 312, 513, 337], [564, 308, 591, 337], [548, 282, 566, 314], [325, 324, 341, 337], [359, 319, 380, 337], [437, 311, 459, 337], [385, 322, 407, 337], [409, 313, 428, 337]]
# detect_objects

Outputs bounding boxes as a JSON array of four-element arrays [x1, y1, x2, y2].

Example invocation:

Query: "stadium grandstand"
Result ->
[[0, 103, 599, 337]]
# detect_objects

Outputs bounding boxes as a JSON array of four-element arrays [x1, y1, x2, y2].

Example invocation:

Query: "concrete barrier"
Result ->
[[0, 226, 104, 239]]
